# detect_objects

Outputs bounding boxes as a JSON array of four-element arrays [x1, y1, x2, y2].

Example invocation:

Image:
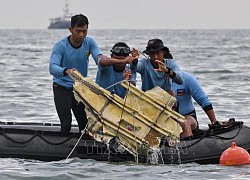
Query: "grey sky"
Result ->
[[1, 0, 250, 29]]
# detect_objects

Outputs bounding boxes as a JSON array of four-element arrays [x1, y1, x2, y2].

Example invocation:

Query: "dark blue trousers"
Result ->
[[53, 82, 87, 133]]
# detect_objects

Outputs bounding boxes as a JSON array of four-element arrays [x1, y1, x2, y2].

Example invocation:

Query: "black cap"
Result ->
[[143, 38, 169, 55]]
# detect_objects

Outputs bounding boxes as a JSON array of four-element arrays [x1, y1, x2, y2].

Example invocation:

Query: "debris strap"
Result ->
[[115, 81, 132, 137]]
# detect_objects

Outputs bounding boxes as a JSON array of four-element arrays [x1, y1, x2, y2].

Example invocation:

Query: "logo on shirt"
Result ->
[[85, 51, 90, 57], [177, 89, 185, 96]]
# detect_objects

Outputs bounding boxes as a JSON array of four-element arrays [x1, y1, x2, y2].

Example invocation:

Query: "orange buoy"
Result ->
[[220, 142, 250, 166]]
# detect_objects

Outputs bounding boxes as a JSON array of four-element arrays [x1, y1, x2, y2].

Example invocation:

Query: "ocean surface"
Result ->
[[0, 29, 250, 179]]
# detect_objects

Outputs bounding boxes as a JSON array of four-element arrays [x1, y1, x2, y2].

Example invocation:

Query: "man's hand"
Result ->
[[123, 69, 133, 80], [131, 48, 139, 60], [154, 60, 174, 77], [123, 56, 133, 64], [154, 60, 167, 72], [66, 68, 77, 75]]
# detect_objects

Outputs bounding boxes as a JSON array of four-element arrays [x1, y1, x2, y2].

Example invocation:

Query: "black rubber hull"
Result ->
[[160, 124, 250, 164], [0, 122, 249, 164]]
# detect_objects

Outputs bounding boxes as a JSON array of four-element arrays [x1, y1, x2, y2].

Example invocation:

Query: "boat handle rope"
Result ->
[[66, 123, 88, 160], [0, 130, 80, 145], [212, 126, 242, 140], [178, 124, 243, 149]]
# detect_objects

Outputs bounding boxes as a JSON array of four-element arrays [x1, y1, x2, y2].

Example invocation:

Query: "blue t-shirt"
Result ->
[[130, 58, 183, 91], [172, 71, 212, 115], [96, 60, 136, 98], [49, 36, 102, 88]]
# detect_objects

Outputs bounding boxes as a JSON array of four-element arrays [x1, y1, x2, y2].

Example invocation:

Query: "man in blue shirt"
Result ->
[[96, 42, 136, 98], [131, 38, 183, 95], [162, 47, 217, 137], [49, 14, 105, 133], [173, 71, 217, 138]]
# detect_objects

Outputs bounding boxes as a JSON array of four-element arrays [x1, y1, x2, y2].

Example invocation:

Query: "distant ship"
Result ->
[[48, 1, 72, 29]]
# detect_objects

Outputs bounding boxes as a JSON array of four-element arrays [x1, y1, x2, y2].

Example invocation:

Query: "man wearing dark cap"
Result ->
[[131, 39, 197, 137], [49, 14, 106, 133], [131, 38, 183, 93], [96, 42, 137, 98]]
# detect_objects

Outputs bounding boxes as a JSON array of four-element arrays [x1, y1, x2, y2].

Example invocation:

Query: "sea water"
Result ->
[[0, 29, 250, 179]]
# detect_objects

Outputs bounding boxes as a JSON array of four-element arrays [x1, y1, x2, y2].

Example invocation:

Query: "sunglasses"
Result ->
[[111, 46, 131, 54]]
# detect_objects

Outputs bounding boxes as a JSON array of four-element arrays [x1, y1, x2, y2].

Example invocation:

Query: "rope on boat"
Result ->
[[213, 127, 242, 140], [0, 130, 78, 145], [66, 123, 88, 160], [177, 123, 243, 149]]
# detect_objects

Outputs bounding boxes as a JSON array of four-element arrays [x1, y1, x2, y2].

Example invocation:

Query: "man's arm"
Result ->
[[205, 109, 217, 124], [49, 44, 66, 77], [99, 56, 133, 67], [189, 74, 217, 124]]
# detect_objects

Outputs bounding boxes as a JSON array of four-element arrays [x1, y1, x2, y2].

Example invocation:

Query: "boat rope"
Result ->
[[212, 127, 242, 140], [0, 130, 79, 145], [66, 123, 88, 160], [177, 124, 243, 149]]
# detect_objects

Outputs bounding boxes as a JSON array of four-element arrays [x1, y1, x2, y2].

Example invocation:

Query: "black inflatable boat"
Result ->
[[0, 120, 249, 164]]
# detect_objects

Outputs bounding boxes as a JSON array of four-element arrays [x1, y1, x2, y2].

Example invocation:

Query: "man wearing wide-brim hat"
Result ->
[[131, 38, 183, 93], [143, 39, 172, 57], [130, 38, 188, 136]]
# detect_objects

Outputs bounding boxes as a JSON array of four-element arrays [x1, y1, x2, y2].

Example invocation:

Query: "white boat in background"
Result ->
[[48, 0, 72, 29]]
